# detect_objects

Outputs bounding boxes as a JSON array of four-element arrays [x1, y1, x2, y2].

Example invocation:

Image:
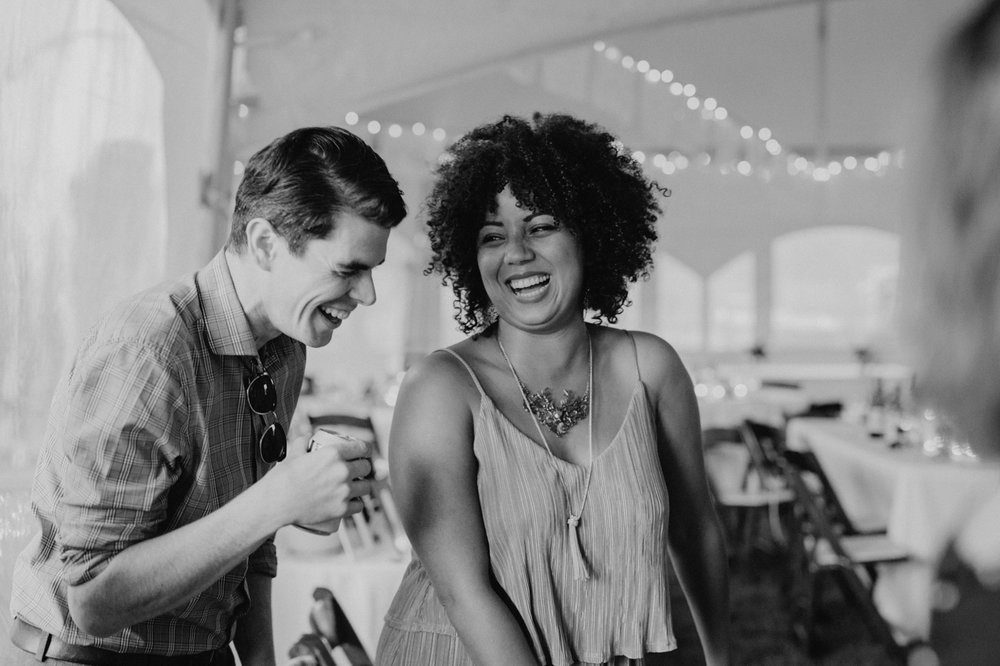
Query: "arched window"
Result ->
[[655, 253, 703, 352], [708, 251, 756, 352], [771, 226, 899, 355]]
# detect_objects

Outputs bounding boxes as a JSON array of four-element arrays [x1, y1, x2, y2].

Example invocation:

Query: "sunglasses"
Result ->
[[245, 371, 287, 463]]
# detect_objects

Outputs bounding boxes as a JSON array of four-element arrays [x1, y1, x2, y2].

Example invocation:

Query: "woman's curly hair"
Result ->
[[424, 113, 666, 334]]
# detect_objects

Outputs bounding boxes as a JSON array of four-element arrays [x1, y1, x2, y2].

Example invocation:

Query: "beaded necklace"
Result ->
[[497, 331, 594, 580]]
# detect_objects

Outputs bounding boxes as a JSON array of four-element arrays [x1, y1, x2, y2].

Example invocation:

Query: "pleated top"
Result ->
[[380, 343, 676, 666]]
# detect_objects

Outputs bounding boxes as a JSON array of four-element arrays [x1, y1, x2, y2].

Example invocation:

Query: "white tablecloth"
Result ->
[[272, 531, 409, 663], [698, 386, 811, 429], [786, 417, 1000, 641], [714, 362, 911, 403]]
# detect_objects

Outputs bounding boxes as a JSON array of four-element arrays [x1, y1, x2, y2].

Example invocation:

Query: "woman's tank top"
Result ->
[[379, 334, 675, 665]]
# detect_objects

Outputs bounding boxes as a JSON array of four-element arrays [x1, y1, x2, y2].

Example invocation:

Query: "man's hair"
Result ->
[[228, 126, 406, 254]]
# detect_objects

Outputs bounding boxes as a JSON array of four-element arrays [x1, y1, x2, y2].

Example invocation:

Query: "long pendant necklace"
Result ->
[[497, 331, 594, 581]]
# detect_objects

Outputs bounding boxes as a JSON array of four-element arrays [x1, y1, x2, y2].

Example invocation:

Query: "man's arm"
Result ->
[[66, 443, 371, 637], [59, 342, 373, 638]]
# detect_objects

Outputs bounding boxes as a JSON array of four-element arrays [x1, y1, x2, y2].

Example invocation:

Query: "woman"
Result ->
[[901, 1, 1000, 662], [376, 113, 731, 666]]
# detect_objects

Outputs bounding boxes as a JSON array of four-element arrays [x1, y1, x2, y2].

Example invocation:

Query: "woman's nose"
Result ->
[[504, 236, 534, 263]]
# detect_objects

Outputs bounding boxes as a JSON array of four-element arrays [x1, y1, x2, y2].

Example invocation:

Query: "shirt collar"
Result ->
[[196, 250, 261, 358]]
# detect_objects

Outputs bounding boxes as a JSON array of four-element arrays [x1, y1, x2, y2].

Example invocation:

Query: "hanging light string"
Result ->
[[233, 37, 900, 182]]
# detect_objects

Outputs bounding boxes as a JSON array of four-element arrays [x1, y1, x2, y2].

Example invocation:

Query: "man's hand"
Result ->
[[263, 437, 374, 529]]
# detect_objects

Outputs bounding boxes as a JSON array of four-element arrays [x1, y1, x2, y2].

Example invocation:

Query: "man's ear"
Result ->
[[244, 217, 281, 270]]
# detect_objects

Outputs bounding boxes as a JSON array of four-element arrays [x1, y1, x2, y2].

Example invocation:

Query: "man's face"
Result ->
[[263, 211, 390, 347]]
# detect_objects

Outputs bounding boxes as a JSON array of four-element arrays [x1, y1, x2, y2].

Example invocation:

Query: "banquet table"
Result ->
[[698, 385, 810, 430], [271, 529, 409, 663], [713, 361, 911, 403], [785, 417, 1000, 641]]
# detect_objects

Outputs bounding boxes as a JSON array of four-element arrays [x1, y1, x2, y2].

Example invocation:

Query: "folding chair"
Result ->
[[286, 587, 372, 666], [779, 450, 911, 662], [703, 426, 793, 568], [780, 446, 885, 537], [739, 420, 786, 475]]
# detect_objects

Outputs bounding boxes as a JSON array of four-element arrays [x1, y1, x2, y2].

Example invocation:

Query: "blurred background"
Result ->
[[2, 1, 990, 663], [5, 0, 979, 475]]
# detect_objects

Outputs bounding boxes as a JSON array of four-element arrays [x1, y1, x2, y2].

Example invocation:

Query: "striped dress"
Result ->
[[377, 340, 676, 666]]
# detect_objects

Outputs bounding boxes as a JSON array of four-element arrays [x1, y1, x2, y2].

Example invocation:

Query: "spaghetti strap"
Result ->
[[622, 330, 642, 385], [438, 348, 487, 398]]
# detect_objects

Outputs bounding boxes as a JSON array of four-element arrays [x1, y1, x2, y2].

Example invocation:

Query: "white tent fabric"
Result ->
[[1, 0, 169, 475], [1, 0, 985, 477]]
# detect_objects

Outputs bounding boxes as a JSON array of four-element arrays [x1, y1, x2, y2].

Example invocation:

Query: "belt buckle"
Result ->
[[33, 629, 52, 660]]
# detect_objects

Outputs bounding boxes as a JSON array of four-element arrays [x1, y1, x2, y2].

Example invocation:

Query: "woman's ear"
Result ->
[[244, 217, 280, 270]]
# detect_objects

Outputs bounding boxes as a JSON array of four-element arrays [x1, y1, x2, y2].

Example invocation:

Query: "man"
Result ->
[[8, 126, 407, 665]]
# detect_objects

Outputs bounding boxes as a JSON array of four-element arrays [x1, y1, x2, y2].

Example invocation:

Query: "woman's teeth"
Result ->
[[509, 275, 549, 294]]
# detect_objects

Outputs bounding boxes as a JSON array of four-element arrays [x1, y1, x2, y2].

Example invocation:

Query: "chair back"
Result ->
[[286, 587, 373, 666], [738, 420, 791, 492], [779, 450, 909, 662], [780, 450, 853, 561], [782, 448, 864, 535]]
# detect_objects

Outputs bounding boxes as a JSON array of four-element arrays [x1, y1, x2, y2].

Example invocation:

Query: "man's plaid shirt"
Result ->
[[10, 251, 305, 655]]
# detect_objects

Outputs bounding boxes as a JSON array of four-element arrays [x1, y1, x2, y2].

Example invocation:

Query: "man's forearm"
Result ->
[[67, 481, 282, 637]]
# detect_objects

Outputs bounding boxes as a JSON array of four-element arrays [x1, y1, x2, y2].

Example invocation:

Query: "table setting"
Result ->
[[785, 410, 1000, 641]]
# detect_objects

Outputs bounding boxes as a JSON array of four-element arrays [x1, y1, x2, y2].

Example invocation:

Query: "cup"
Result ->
[[293, 428, 369, 535]]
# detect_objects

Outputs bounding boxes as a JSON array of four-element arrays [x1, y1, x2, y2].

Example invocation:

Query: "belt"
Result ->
[[10, 617, 233, 665]]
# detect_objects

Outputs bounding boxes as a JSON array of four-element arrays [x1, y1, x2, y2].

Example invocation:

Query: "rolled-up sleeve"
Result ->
[[56, 341, 186, 586], [247, 537, 277, 578]]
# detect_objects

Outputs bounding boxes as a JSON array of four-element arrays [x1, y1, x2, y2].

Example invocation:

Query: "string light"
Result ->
[[586, 40, 899, 181], [337, 41, 901, 182]]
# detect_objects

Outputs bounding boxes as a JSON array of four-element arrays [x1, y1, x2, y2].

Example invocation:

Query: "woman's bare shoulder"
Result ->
[[400, 344, 479, 398], [616, 328, 690, 384]]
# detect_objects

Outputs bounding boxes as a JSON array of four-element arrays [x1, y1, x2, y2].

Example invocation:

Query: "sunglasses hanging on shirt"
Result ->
[[245, 369, 287, 463]]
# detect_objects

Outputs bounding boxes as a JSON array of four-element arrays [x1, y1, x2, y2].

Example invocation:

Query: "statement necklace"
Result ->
[[497, 331, 595, 581], [496, 338, 591, 438]]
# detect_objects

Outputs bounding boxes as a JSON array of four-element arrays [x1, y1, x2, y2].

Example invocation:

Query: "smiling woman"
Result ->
[[377, 113, 733, 666], [475, 186, 585, 334]]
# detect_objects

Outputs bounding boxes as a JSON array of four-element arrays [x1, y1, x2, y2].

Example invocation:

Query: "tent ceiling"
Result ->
[[236, 0, 979, 159]]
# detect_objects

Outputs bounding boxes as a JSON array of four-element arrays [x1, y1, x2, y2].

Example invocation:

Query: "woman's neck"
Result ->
[[494, 320, 592, 378]]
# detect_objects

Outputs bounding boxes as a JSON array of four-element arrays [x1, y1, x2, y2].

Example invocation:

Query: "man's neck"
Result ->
[[224, 249, 278, 350]]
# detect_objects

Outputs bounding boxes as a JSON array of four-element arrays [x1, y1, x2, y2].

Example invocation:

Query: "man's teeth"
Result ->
[[320, 305, 348, 321], [509, 275, 549, 292]]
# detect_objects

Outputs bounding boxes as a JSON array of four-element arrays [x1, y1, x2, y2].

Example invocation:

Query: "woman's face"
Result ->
[[476, 186, 584, 333]]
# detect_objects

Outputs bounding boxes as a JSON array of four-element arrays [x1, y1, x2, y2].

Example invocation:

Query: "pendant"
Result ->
[[520, 384, 590, 437]]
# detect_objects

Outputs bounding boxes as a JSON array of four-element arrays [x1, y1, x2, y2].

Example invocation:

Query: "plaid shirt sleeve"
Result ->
[[56, 338, 188, 585], [247, 537, 277, 577]]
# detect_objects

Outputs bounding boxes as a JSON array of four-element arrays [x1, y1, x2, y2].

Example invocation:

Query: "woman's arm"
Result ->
[[633, 332, 732, 666], [389, 352, 539, 666]]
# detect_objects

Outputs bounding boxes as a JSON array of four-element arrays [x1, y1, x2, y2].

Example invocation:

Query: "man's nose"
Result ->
[[351, 272, 376, 306]]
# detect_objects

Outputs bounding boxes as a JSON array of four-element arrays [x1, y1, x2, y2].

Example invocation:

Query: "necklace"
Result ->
[[497, 339, 591, 438], [497, 330, 594, 581]]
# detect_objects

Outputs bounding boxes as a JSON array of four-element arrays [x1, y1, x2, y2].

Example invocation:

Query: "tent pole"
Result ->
[[816, 0, 829, 166], [203, 0, 239, 249]]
